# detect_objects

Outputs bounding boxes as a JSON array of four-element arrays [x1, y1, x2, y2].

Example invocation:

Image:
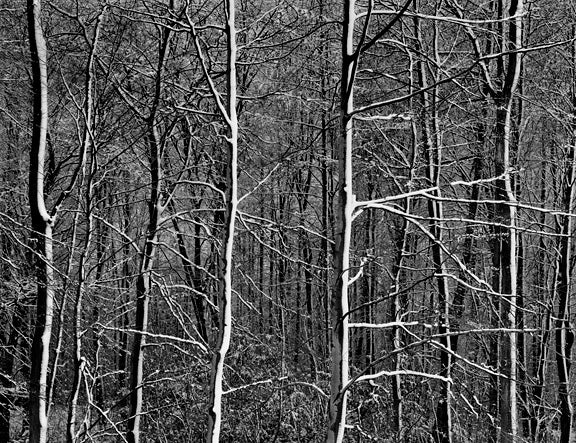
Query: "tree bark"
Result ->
[[65, 9, 106, 441], [127, 15, 172, 442], [490, 2, 523, 440], [205, 0, 238, 440], [389, 204, 413, 441], [494, 102, 519, 443], [554, 32, 576, 441], [530, 136, 552, 440], [413, 7, 452, 440], [27, 1, 53, 441], [118, 194, 132, 407], [126, 126, 163, 443], [326, 2, 354, 441]]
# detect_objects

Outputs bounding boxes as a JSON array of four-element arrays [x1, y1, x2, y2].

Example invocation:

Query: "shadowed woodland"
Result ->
[[1, 0, 576, 442]]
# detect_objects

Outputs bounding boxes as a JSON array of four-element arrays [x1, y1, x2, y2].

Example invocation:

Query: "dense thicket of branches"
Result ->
[[1, 0, 576, 441]]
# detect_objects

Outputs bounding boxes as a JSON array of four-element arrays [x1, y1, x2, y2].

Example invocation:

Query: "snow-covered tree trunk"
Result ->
[[27, 1, 53, 441], [205, 0, 238, 440], [495, 3, 522, 441], [326, 1, 354, 441]]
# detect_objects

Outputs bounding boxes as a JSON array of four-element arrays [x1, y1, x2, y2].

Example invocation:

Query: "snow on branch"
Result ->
[[355, 113, 412, 121], [355, 369, 451, 384], [224, 376, 288, 395]]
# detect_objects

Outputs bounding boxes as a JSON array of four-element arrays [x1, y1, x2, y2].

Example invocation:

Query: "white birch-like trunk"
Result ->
[[206, 0, 238, 440], [498, 101, 518, 443], [27, 1, 53, 441], [498, 2, 522, 440], [326, 1, 354, 441]]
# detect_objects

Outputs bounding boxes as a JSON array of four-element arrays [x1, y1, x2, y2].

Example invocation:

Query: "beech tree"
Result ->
[[27, 0, 99, 440], [27, 1, 54, 440], [193, 0, 239, 439]]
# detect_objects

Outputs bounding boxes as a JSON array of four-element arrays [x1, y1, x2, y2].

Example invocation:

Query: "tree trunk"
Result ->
[[494, 101, 519, 443], [65, 9, 105, 440], [66, 209, 91, 443], [554, 34, 576, 438], [117, 192, 132, 405], [326, 2, 354, 441], [389, 209, 412, 441], [530, 135, 552, 440], [413, 7, 452, 440], [127, 123, 164, 443], [126, 20, 172, 439], [27, 1, 53, 441], [205, 0, 238, 440], [491, 2, 523, 440]]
